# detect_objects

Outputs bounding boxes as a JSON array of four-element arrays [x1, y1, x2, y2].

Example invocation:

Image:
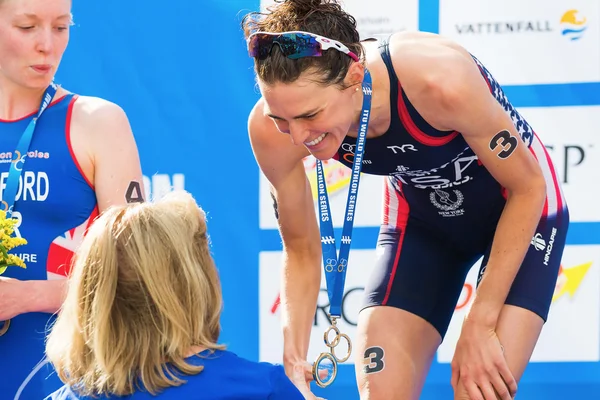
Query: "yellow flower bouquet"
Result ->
[[0, 210, 28, 336]]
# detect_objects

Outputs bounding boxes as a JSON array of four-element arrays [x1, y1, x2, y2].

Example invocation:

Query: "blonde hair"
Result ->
[[46, 190, 225, 396]]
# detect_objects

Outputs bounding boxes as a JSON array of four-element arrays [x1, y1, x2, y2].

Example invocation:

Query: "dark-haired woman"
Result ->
[[242, 1, 569, 399]]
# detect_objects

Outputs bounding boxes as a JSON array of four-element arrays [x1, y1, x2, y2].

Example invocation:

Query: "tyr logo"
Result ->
[[387, 145, 417, 154]]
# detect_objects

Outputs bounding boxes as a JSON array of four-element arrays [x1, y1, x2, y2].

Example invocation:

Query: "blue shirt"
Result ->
[[0, 94, 98, 399], [46, 350, 304, 400]]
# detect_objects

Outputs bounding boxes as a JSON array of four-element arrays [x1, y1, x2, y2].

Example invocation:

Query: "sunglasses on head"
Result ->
[[247, 30, 359, 62]]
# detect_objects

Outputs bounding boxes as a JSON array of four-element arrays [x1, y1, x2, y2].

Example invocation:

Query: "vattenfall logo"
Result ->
[[560, 9, 587, 40], [455, 10, 587, 40]]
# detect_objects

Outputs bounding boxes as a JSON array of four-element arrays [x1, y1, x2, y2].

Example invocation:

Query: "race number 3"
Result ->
[[489, 130, 518, 159], [363, 346, 385, 374]]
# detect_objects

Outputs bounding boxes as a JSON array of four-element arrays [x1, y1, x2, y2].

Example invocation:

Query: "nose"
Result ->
[[35, 27, 54, 54], [289, 122, 310, 146]]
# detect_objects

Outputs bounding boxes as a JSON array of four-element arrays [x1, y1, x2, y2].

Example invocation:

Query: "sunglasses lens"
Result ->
[[278, 33, 321, 59], [248, 33, 274, 60], [249, 33, 322, 60]]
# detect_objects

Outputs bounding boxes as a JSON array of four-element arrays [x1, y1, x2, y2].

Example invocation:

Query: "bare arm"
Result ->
[[249, 101, 322, 368], [24, 97, 144, 315], [395, 42, 546, 328], [80, 98, 145, 210]]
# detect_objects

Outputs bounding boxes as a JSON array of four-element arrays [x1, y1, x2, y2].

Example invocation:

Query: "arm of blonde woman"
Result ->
[[4, 98, 144, 318]]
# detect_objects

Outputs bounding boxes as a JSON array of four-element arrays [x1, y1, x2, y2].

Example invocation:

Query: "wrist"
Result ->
[[283, 353, 306, 373], [466, 303, 500, 329], [24, 279, 66, 314]]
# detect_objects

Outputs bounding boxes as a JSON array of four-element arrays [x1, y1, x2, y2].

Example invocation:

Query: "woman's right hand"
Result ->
[[288, 361, 326, 400]]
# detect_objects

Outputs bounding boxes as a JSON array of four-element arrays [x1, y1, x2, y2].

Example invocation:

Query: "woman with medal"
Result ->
[[243, 0, 569, 399], [0, 0, 144, 397]]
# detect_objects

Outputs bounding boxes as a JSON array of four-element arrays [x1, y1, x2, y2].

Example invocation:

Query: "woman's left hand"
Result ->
[[451, 319, 517, 400]]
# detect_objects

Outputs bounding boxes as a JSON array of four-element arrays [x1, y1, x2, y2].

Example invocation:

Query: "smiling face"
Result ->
[[259, 68, 363, 160], [0, 0, 72, 90]]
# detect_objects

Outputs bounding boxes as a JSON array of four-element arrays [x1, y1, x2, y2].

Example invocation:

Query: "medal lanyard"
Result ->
[[2, 83, 57, 218], [315, 70, 372, 318]]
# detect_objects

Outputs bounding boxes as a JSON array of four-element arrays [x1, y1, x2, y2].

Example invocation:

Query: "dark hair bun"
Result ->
[[284, 0, 329, 13]]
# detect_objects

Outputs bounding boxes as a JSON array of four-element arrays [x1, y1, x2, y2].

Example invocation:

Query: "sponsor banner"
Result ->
[[439, 0, 600, 85], [339, 0, 419, 39], [438, 245, 600, 363], [142, 173, 185, 202], [259, 249, 376, 363], [518, 105, 600, 222], [259, 0, 419, 40]]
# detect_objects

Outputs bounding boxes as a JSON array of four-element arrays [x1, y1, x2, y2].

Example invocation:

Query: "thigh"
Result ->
[[456, 207, 570, 399], [362, 221, 478, 338], [478, 206, 569, 323], [355, 306, 440, 400], [357, 223, 479, 399]]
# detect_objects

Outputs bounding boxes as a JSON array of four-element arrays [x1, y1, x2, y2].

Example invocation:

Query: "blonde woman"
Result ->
[[45, 191, 307, 400]]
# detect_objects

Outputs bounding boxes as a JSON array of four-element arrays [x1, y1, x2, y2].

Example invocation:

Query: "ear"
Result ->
[[343, 62, 365, 89]]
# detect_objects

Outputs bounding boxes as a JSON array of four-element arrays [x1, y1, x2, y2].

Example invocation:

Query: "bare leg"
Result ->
[[355, 306, 442, 400]]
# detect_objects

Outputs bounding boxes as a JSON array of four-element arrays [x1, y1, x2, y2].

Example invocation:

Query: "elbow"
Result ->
[[529, 172, 547, 204], [283, 239, 322, 270], [507, 173, 547, 210]]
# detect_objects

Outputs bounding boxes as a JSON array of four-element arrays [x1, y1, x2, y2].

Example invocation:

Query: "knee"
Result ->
[[358, 378, 401, 400]]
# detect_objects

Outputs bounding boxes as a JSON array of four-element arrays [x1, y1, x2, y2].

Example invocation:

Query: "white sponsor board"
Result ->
[[259, 0, 419, 40], [439, 0, 600, 85], [518, 105, 600, 222]]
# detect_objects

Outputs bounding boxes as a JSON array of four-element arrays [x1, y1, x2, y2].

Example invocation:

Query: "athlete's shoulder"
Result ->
[[248, 97, 277, 142], [71, 96, 129, 125], [386, 31, 473, 86], [69, 96, 135, 145], [385, 32, 485, 113]]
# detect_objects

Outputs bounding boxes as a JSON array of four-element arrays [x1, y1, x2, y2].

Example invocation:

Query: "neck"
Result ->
[[347, 41, 393, 138], [348, 85, 387, 138], [0, 76, 50, 120]]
